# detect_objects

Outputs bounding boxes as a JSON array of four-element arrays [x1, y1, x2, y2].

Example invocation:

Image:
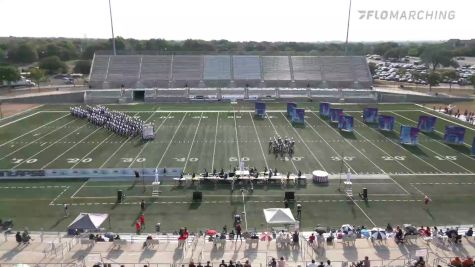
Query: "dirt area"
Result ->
[[0, 103, 40, 118]]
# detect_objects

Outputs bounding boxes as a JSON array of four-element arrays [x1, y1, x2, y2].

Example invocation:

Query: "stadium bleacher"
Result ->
[[88, 54, 372, 89], [172, 55, 203, 87], [262, 56, 291, 87]]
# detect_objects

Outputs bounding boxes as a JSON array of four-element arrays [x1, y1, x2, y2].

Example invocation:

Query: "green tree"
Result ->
[[440, 69, 458, 89], [73, 60, 91, 74], [0, 65, 21, 84], [421, 46, 458, 71], [368, 62, 377, 75], [39, 56, 67, 74], [427, 71, 441, 91], [470, 75, 475, 90], [0, 48, 5, 63], [8, 43, 38, 63], [29, 68, 46, 87]]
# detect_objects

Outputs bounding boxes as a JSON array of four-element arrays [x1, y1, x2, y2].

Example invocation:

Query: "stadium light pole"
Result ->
[[108, 0, 117, 56], [344, 0, 352, 56]]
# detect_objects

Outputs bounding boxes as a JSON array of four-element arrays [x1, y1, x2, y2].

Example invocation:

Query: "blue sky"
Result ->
[[0, 0, 473, 42]]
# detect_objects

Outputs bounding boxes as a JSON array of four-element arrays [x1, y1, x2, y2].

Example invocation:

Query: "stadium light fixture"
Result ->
[[108, 0, 117, 56], [345, 0, 352, 56]]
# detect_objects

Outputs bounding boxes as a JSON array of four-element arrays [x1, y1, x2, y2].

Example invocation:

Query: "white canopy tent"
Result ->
[[67, 213, 108, 231], [263, 208, 296, 224]]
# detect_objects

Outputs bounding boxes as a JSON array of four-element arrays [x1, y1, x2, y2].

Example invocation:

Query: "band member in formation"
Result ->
[[70, 105, 145, 138], [268, 136, 295, 159]]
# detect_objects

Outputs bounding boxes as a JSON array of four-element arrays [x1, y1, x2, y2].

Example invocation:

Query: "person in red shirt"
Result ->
[[135, 220, 141, 235], [139, 214, 145, 227], [462, 257, 473, 267], [308, 233, 316, 247]]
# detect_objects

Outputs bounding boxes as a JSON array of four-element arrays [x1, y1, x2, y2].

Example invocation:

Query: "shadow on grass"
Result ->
[[422, 132, 443, 140], [446, 143, 472, 155], [379, 130, 399, 139], [340, 131, 356, 139], [189, 201, 201, 210], [402, 145, 427, 156], [49, 216, 68, 230]]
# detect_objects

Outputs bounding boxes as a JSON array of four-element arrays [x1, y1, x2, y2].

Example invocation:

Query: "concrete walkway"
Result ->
[[1, 232, 474, 267]]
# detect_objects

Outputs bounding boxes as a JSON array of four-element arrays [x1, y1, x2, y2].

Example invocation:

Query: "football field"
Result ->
[[1, 102, 475, 232]]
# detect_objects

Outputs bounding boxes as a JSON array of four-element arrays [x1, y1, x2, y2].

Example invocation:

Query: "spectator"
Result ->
[[277, 257, 286, 267], [307, 260, 317, 267], [205, 262, 212, 267], [236, 261, 243, 267], [326, 260, 332, 267], [308, 233, 316, 246], [363, 257, 370, 267], [15, 232, 22, 245], [269, 258, 277, 267], [244, 260, 251, 267], [292, 231, 299, 246], [451, 257, 462, 267], [413, 257, 425, 267], [317, 262, 325, 267], [465, 227, 473, 237], [219, 260, 227, 267], [462, 257, 473, 267], [135, 220, 141, 235], [189, 261, 196, 267], [235, 223, 242, 241], [229, 260, 236, 267], [197, 263, 203, 267]]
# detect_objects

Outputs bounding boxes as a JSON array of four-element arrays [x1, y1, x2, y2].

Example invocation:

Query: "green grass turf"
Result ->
[[0, 103, 475, 233]]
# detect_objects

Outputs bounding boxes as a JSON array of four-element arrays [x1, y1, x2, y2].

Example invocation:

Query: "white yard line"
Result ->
[[414, 104, 475, 131], [248, 112, 269, 170], [0, 104, 43, 122], [41, 127, 103, 169], [345, 112, 443, 173], [211, 112, 219, 171], [127, 112, 171, 168], [312, 112, 386, 173], [390, 112, 473, 173], [0, 111, 40, 128], [49, 186, 70, 205], [155, 112, 188, 168], [392, 111, 474, 160], [304, 119, 357, 174], [349, 196, 377, 227], [0, 113, 69, 148], [266, 113, 298, 172], [233, 112, 241, 161], [0, 119, 79, 161], [70, 132, 115, 169], [280, 112, 325, 171], [410, 184, 427, 197], [13, 123, 89, 169], [183, 112, 204, 172], [349, 118, 415, 174], [39, 109, 423, 114], [99, 112, 156, 168], [70, 180, 89, 199]]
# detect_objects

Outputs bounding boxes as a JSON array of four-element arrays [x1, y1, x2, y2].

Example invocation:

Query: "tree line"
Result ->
[[1, 37, 475, 86]]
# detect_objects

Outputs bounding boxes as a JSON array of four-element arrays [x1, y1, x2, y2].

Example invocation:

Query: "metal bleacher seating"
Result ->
[[262, 56, 291, 86], [172, 55, 203, 87], [232, 56, 262, 87], [107, 56, 141, 82], [88, 54, 373, 89], [140, 56, 172, 88], [203, 55, 231, 87]]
